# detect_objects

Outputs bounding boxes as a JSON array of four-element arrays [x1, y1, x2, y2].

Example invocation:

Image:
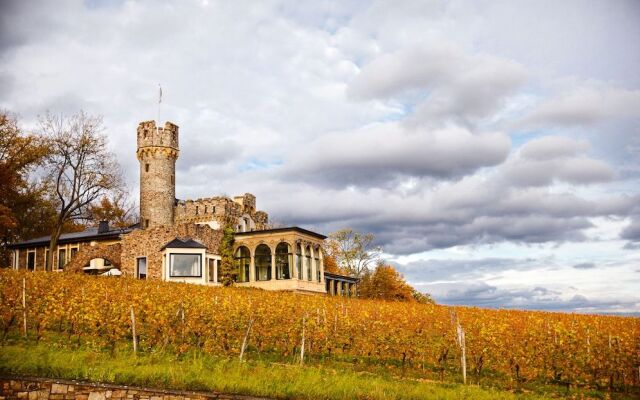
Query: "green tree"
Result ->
[[218, 224, 236, 286]]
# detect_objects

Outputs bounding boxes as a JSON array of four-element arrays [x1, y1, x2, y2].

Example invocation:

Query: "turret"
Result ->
[[137, 121, 179, 228]]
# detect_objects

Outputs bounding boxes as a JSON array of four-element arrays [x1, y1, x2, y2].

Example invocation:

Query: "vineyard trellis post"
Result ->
[[130, 306, 137, 354], [22, 277, 27, 338], [239, 318, 254, 362], [451, 310, 467, 385], [300, 314, 306, 366]]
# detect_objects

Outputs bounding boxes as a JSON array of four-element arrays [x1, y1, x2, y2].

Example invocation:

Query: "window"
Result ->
[[275, 243, 291, 280], [217, 259, 223, 282], [314, 250, 321, 281], [234, 247, 251, 282], [136, 257, 147, 279], [204, 205, 208, 214], [170, 253, 202, 277], [145, 163, 150, 172], [196, 206, 199, 215], [305, 245, 313, 281], [70, 247, 78, 260], [145, 219, 150, 228], [296, 244, 302, 279], [208, 258, 215, 282], [27, 251, 35, 271], [171, 175, 174, 184], [255, 244, 271, 281], [58, 249, 66, 270]]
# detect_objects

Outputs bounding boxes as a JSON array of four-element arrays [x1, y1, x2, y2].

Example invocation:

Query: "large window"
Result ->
[[57, 249, 66, 270], [136, 257, 147, 279], [275, 242, 291, 280], [234, 247, 250, 282], [255, 244, 271, 281], [170, 253, 202, 277], [305, 245, 313, 281]]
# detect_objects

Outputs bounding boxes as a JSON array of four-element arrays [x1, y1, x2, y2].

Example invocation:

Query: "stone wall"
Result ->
[[120, 224, 222, 279], [0, 376, 269, 400], [65, 244, 122, 272]]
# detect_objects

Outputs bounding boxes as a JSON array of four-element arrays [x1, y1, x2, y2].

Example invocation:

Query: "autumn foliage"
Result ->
[[359, 264, 417, 302], [1, 270, 638, 392]]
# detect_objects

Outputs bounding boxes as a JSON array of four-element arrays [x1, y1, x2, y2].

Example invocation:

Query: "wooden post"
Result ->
[[456, 322, 467, 384], [239, 318, 254, 362], [22, 278, 27, 338], [130, 306, 137, 354], [300, 315, 306, 366]]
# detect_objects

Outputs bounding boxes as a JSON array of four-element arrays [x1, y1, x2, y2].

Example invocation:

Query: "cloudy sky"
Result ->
[[1, 0, 639, 313]]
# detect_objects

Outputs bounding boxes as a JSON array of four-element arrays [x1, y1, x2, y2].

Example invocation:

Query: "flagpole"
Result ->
[[157, 84, 162, 128]]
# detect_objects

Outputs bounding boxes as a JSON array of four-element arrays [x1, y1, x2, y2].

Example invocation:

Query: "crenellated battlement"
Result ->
[[174, 193, 269, 231], [137, 120, 179, 151]]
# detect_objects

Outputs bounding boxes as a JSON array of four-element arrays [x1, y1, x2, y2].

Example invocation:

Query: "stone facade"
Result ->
[[65, 244, 122, 272], [174, 194, 268, 231], [137, 121, 179, 229], [119, 224, 222, 279], [0, 376, 270, 400]]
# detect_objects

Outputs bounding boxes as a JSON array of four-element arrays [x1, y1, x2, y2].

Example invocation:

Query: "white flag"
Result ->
[[158, 84, 162, 104]]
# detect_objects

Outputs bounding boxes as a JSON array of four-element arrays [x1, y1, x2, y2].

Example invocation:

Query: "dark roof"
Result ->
[[324, 272, 359, 283], [235, 226, 327, 240], [161, 238, 207, 250], [8, 226, 133, 249]]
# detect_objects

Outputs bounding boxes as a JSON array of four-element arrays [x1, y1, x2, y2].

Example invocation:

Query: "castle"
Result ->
[[8, 121, 357, 296]]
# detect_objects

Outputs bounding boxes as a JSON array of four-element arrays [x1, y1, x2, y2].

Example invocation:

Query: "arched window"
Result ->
[[255, 244, 271, 281], [234, 246, 251, 283], [275, 242, 291, 280], [314, 247, 321, 282], [296, 244, 302, 279], [305, 245, 313, 281]]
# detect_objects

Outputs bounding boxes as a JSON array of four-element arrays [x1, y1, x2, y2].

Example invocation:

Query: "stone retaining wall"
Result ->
[[0, 376, 269, 400]]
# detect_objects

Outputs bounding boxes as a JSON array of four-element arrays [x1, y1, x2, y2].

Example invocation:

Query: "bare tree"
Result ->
[[325, 228, 381, 278], [41, 111, 123, 270]]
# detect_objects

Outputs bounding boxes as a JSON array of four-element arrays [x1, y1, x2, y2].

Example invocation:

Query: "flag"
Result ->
[[158, 84, 162, 104]]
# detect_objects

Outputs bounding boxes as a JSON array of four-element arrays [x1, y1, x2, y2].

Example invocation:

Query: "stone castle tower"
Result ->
[[137, 121, 179, 229]]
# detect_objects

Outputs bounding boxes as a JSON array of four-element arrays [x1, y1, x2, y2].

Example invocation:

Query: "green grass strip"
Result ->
[[0, 342, 550, 400]]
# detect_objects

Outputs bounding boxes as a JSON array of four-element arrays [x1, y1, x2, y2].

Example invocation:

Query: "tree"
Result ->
[[0, 111, 51, 266], [88, 192, 137, 229], [40, 111, 123, 270], [218, 224, 236, 286], [359, 263, 415, 301], [325, 228, 381, 278]]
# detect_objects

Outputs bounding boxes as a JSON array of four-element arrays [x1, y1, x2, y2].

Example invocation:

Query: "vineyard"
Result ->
[[1, 270, 639, 394]]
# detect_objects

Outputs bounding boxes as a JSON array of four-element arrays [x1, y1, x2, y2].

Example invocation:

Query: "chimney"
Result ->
[[98, 220, 110, 234]]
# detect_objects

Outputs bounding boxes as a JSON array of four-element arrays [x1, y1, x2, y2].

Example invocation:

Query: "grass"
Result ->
[[0, 341, 560, 400]]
